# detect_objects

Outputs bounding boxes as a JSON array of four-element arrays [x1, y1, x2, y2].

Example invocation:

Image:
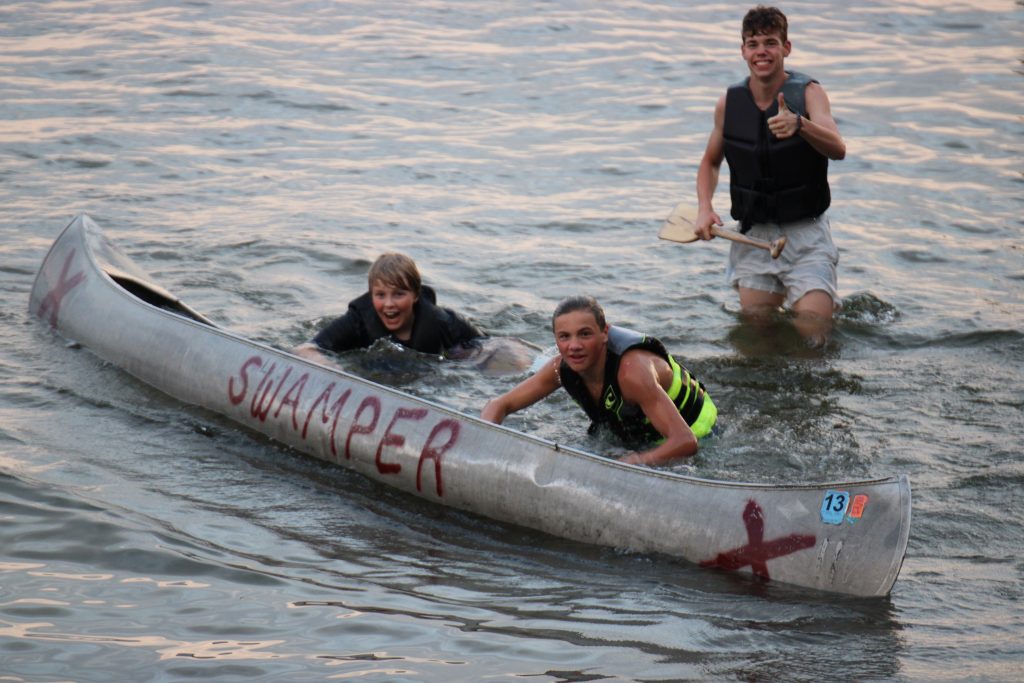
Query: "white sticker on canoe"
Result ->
[[820, 490, 849, 525]]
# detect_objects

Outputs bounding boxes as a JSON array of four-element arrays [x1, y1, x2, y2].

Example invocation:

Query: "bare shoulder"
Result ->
[[618, 349, 664, 385], [805, 81, 833, 106], [620, 347, 660, 366], [523, 355, 563, 394]]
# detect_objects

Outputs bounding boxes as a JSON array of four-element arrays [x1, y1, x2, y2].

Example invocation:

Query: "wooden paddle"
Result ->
[[658, 203, 786, 258]]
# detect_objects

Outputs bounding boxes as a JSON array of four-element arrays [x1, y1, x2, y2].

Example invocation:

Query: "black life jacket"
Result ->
[[351, 286, 480, 354], [723, 70, 830, 231], [558, 326, 706, 443]]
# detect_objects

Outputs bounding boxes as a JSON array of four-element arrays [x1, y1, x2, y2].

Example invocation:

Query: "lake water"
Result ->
[[1, 1, 1022, 681]]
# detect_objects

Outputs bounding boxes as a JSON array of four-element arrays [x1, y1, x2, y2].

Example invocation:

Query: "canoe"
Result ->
[[29, 214, 911, 597]]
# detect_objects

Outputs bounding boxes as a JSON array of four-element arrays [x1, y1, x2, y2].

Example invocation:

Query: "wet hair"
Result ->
[[551, 295, 606, 332], [367, 252, 421, 296], [742, 5, 788, 43]]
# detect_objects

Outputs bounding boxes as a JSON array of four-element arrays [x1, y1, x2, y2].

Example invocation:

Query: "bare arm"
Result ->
[[481, 356, 561, 424], [615, 351, 698, 466], [801, 82, 846, 160], [769, 84, 846, 160], [292, 342, 336, 365], [695, 94, 727, 240]]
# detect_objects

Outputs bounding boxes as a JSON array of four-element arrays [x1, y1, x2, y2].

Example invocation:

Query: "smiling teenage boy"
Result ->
[[294, 252, 483, 360], [481, 295, 717, 467], [695, 5, 846, 347]]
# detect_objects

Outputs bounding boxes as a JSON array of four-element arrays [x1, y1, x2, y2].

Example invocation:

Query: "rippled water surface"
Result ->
[[2, 1, 1022, 681]]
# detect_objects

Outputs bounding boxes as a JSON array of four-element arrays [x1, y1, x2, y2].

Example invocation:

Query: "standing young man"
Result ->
[[695, 6, 846, 347]]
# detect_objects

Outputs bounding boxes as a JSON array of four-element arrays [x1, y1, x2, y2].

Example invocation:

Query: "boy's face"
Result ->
[[553, 310, 608, 376], [741, 30, 791, 79], [371, 279, 417, 340]]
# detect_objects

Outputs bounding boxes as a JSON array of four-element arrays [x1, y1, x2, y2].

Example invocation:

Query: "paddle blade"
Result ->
[[658, 203, 700, 244]]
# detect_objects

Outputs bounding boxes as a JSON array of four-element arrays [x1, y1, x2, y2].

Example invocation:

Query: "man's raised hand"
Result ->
[[768, 93, 801, 139]]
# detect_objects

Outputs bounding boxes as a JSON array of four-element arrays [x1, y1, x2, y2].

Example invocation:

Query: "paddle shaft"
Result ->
[[709, 225, 786, 258], [710, 225, 769, 250]]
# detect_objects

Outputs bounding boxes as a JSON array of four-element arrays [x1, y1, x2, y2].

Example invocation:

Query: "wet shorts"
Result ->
[[725, 213, 840, 309]]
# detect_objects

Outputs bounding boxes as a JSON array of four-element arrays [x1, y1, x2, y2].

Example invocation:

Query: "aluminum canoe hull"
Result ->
[[29, 214, 912, 597]]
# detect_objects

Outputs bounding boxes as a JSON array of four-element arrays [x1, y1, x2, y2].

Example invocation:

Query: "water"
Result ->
[[1, 1, 1022, 680]]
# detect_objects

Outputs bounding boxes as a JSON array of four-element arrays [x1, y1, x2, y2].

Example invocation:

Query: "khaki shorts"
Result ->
[[726, 213, 840, 309]]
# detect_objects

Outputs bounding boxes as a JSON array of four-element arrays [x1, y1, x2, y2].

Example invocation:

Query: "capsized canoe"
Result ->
[[29, 214, 912, 597]]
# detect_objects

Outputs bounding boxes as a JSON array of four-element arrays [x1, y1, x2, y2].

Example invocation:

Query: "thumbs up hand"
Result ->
[[768, 93, 802, 139]]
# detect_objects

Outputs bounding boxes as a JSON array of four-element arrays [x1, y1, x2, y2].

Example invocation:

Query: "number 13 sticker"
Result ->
[[820, 490, 849, 525]]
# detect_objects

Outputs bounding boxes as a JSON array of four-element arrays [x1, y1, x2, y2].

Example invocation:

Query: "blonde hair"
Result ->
[[367, 252, 421, 295]]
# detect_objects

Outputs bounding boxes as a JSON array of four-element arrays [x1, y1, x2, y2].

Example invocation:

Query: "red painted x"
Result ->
[[701, 499, 817, 582], [38, 249, 86, 329]]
